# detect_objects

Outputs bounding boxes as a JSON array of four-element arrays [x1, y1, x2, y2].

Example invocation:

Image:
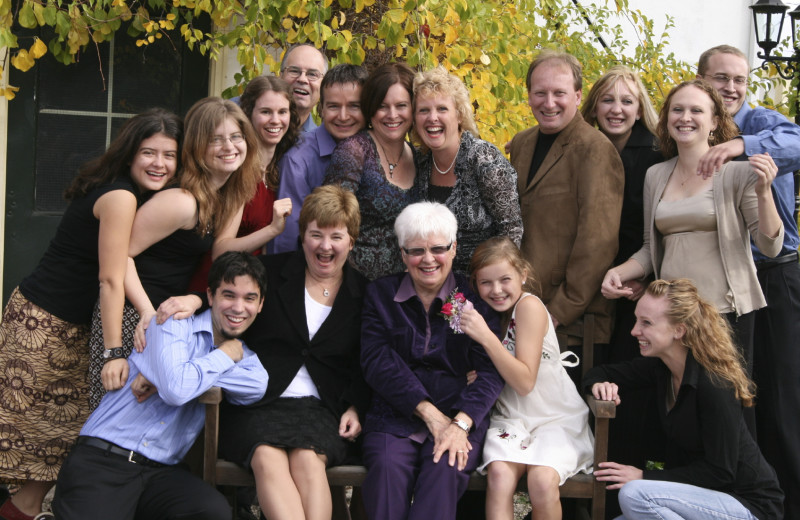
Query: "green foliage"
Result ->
[[1, 0, 698, 148]]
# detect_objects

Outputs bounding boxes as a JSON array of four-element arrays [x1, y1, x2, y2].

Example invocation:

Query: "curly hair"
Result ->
[[240, 76, 301, 191], [65, 108, 182, 200], [469, 236, 541, 304], [655, 79, 739, 159], [582, 65, 659, 136], [180, 97, 261, 236], [411, 66, 479, 151], [646, 279, 755, 407]]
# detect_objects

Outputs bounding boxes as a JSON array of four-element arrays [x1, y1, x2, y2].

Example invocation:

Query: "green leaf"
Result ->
[[18, 2, 38, 29]]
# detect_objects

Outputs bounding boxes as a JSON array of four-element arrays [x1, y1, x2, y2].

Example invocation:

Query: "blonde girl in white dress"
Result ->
[[460, 237, 593, 520]]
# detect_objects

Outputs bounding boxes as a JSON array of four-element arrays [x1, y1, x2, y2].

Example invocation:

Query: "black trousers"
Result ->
[[754, 259, 800, 520], [53, 442, 231, 520]]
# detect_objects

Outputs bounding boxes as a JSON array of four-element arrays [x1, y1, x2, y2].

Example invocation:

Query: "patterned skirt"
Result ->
[[87, 302, 139, 411], [0, 288, 90, 484]]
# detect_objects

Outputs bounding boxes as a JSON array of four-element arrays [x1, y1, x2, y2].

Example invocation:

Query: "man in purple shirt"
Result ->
[[272, 64, 367, 253], [52, 252, 268, 520]]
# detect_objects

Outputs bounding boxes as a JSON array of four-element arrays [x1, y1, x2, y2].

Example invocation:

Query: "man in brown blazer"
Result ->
[[509, 49, 623, 351]]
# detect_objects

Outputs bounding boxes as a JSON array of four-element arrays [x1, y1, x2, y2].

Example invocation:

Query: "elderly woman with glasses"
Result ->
[[359, 202, 504, 520]]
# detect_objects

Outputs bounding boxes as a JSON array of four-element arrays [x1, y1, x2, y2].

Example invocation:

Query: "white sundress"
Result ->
[[477, 293, 594, 484]]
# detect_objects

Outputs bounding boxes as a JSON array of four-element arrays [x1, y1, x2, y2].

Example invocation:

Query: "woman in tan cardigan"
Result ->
[[600, 79, 782, 392]]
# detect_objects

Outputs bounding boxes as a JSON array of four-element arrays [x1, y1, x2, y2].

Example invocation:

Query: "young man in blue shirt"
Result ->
[[53, 252, 269, 520]]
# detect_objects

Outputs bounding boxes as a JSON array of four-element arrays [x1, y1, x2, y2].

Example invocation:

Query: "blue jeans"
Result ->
[[615, 480, 757, 520]]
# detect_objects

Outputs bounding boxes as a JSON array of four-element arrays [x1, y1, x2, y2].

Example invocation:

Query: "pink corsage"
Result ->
[[440, 288, 474, 333]]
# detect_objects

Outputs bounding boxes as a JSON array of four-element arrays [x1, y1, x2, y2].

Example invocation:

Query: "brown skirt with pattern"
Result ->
[[0, 288, 91, 484]]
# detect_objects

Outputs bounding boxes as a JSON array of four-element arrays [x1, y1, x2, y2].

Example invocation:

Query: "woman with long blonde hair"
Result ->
[[586, 278, 783, 520]]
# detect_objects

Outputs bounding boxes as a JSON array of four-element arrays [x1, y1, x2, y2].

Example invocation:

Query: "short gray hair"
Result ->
[[394, 202, 458, 247]]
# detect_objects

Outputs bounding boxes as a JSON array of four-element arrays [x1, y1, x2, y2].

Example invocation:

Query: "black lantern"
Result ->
[[789, 4, 800, 48], [750, 0, 789, 57]]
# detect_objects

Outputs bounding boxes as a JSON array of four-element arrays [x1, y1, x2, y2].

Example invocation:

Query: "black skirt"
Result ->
[[220, 396, 349, 467]]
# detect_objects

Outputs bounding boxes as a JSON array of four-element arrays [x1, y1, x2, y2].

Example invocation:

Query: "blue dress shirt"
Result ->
[[81, 310, 268, 464], [734, 103, 800, 258], [272, 124, 338, 254]]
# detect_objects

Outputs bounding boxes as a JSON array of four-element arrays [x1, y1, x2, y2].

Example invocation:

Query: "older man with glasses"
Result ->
[[280, 43, 329, 132], [697, 44, 800, 520]]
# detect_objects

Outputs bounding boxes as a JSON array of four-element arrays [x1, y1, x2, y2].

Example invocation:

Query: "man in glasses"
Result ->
[[697, 44, 800, 519], [280, 43, 329, 132]]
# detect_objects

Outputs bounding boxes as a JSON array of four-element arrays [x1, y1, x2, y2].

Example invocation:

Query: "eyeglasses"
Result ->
[[401, 243, 453, 257], [282, 66, 323, 82], [704, 74, 748, 87], [209, 133, 244, 147]]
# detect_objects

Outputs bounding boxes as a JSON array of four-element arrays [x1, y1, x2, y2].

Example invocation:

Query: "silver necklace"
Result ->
[[377, 138, 402, 178], [323, 288, 330, 297], [432, 152, 458, 175]]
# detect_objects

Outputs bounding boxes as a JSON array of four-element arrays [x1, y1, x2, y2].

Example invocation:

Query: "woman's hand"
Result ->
[[155, 295, 204, 324], [592, 382, 621, 405], [339, 406, 362, 440], [601, 269, 634, 300], [593, 461, 643, 490], [101, 358, 129, 391], [624, 279, 646, 301], [133, 308, 157, 352], [269, 198, 293, 236], [433, 422, 474, 472], [459, 308, 494, 345], [749, 153, 778, 196]]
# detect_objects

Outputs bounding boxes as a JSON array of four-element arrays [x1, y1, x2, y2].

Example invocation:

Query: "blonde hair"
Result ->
[[582, 65, 659, 135], [647, 279, 755, 407], [697, 45, 748, 76], [655, 80, 739, 159], [181, 97, 261, 236], [298, 185, 361, 242], [526, 49, 582, 92], [411, 66, 479, 151]]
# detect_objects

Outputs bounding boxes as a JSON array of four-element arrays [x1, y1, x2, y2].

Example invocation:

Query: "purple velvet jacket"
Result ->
[[360, 271, 504, 442]]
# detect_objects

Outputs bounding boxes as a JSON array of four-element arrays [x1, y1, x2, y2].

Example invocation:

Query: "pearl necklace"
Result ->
[[432, 152, 458, 175]]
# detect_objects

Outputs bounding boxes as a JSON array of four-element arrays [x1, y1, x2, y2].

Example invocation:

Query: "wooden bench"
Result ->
[[200, 314, 616, 520]]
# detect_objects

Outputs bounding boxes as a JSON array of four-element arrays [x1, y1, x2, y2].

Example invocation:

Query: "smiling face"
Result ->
[[371, 82, 412, 144], [302, 220, 353, 281], [528, 61, 582, 134], [631, 293, 684, 360], [204, 117, 247, 188], [321, 82, 365, 141], [281, 46, 326, 116], [414, 94, 461, 154], [402, 233, 456, 296], [666, 85, 717, 149], [594, 79, 641, 143], [250, 90, 291, 149], [474, 260, 525, 313], [207, 275, 263, 342], [701, 52, 749, 116], [129, 133, 179, 192]]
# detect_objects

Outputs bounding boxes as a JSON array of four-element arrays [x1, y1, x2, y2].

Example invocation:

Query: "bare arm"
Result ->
[[94, 190, 138, 391], [210, 198, 292, 258]]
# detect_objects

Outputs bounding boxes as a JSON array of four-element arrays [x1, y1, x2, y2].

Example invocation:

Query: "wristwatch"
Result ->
[[451, 418, 470, 433], [102, 347, 126, 362]]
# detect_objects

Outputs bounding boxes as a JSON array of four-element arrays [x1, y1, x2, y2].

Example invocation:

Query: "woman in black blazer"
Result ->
[[220, 185, 370, 520]]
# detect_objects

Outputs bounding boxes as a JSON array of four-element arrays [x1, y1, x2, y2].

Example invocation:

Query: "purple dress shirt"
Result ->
[[360, 271, 504, 442], [271, 125, 338, 254]]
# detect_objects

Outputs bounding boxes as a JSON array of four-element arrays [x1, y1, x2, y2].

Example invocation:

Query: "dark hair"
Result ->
[[239, 76, 301, 190], [65, 108, 182, 200], [280, 43, 329, 73], [655, 79, 739, 159], [360, 62, 415, 124], [320, 64, 368, 107], [208, 251, 267, 299]]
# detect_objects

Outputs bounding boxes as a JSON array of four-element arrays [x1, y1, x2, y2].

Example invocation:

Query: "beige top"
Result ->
[[656, 190, 732, 313], [630, 158, 784, 316]]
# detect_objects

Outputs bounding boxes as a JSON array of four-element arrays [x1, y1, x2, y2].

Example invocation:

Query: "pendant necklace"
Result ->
[[432, 152, 458, 175], [377, 138, 402, 179], [323, 288, 330, 297]]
